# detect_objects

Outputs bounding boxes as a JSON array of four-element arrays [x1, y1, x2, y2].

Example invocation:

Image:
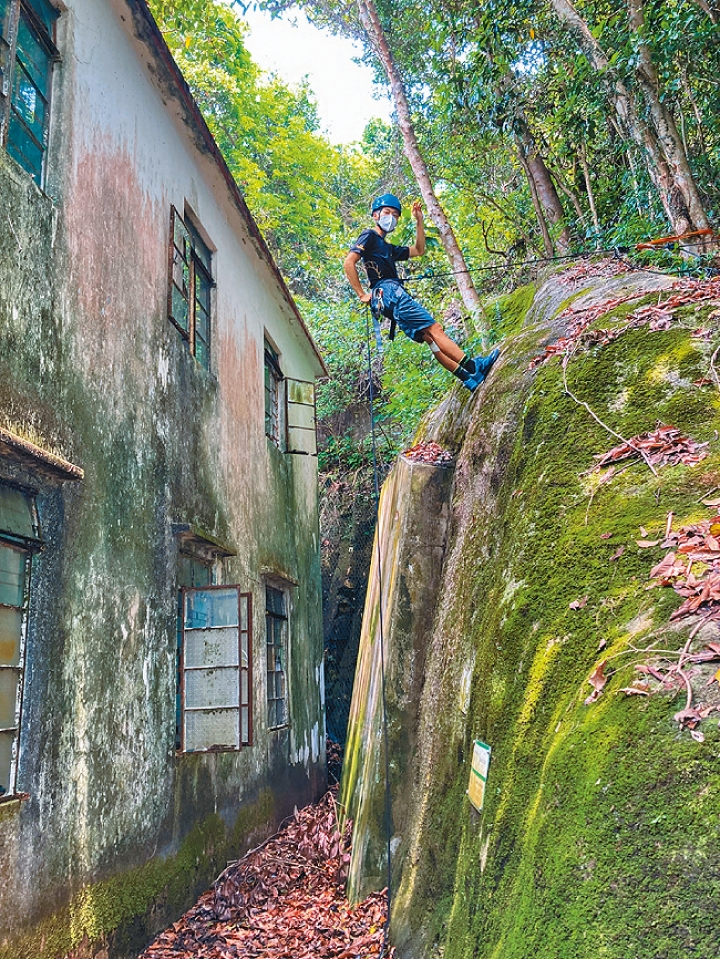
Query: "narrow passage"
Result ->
[[138, 792, 392, 959]]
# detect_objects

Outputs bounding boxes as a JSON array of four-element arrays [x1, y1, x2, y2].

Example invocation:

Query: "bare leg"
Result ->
[[421, 323, 463, 370]]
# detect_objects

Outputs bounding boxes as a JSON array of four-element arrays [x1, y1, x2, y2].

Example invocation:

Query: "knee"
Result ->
[[422, 323, 442, 344]]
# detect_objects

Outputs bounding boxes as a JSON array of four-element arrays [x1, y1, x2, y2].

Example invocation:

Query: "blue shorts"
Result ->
[[371, 280, 435, 342]]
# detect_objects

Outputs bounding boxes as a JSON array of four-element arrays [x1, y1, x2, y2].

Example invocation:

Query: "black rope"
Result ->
[[400, 241, 718, 285], [364, 303, 394, 957]]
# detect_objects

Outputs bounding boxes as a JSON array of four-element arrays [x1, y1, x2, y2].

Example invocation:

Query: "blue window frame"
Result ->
[[0, 0, 59, 186]]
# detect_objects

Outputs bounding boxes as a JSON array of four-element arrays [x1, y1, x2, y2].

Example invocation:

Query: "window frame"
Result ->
[[167, 206, 214, 370], [265, 584, 289, 730], [0, 478, 41, 802], [264, 339, 284, 447], [177, 585, 252, 754], [0, 0, 60, 188]]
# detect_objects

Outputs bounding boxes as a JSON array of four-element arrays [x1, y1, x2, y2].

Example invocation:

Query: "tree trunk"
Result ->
[[627, 0, 711, 238], [578, 141, 600, 238], [515, 140, 554, 257], [513, 120, 571, 254], [356, 0, 488, 337], [550, 0, 713, 242], [547, 159, 587, 230]]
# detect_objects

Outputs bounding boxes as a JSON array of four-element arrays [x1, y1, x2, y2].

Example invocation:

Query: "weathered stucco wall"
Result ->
[[0, 0, 325, 955], [343, 267, 720, 958]]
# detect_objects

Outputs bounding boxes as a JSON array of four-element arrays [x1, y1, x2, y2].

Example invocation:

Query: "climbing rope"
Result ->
[[400, 232, 718, 285], [364, 302, 395, 958]]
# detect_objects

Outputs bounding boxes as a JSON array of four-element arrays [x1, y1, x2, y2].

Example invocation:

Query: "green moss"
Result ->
[[487, 284, 536, 341], [392, 305, 720, 957], [0, 796, 273, 959]]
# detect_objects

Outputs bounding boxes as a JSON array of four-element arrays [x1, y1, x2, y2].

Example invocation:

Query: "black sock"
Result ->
[[459, 353, 476, 375], [452, 363, 471, 381]]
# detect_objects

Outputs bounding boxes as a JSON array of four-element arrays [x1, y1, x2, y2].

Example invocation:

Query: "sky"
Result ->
[[238, 6, 392, 145]]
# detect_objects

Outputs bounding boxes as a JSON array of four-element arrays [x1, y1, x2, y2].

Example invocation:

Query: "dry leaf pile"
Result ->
[[557, 256, 631, 286], [648, 514, 720, 623], [584, 508, 720, 737], [139, 792, 394, 959], [530, 274, 720, 369], [402, 441, 454, 466], [593, 424, 708, 472]]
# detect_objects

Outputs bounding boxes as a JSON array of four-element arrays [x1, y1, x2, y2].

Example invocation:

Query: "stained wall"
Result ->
[[0, 0, 325, 954]]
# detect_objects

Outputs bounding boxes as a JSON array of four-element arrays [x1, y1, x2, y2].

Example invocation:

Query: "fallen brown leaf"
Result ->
[[585, 660, 608, 704]]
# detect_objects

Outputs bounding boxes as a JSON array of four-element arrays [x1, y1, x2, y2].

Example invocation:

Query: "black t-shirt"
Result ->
[[350, 228, 410, 288]]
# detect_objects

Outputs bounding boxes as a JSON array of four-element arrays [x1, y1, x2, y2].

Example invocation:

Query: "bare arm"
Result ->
[[343, 251, 371, 303], [408, 200, 426, 258]]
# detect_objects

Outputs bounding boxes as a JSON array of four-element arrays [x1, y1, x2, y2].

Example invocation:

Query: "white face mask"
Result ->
[[378, 213, 398, 233]]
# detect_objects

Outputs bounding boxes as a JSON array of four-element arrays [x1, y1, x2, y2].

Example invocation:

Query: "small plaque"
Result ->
[[467, 739, 491, 813]]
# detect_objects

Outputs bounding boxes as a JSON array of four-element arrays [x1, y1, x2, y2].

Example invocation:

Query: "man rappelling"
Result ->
[[344, 194, 500, 391]]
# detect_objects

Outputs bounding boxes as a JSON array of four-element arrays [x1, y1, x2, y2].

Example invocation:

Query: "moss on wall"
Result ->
[[0, 790, 275, 959], [344, 269, 720, 959]]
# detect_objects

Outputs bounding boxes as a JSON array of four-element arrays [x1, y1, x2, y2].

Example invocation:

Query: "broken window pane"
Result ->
[[172, 250, 189, 296], [170, 283, 189, 334]]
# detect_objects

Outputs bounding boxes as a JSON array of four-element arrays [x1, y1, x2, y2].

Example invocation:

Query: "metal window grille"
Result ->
[[0, 480, 41, 800], [178, 586, 252, 752], [1, 0, 59, 187], [265, 586, 287, 729], [168, 207, 213, 370], [264, 342, 283, 445]]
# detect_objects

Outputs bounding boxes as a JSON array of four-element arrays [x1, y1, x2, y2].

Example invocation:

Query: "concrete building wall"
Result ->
[[0, 0, 325, 955]]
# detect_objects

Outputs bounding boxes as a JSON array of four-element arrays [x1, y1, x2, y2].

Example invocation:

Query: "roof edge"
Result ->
[[124, 0, 328, 377]]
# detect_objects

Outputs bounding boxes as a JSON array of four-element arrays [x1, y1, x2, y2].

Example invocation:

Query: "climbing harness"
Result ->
[[371, 282, 399, 343], [364, 302, 395, 958]]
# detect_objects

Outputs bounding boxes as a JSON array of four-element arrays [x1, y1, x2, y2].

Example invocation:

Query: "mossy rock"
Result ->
[[344, 268, 720, 959]]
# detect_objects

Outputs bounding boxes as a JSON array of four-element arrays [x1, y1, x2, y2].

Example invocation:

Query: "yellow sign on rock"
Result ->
[[467, 740, 491, 813]]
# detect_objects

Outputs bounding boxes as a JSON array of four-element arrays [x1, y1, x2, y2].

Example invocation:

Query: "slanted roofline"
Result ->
[[120, 0, 328, 377]]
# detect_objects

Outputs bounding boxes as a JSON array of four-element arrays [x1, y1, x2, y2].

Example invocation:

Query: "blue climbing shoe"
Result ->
[[464, 348, 500, 391]]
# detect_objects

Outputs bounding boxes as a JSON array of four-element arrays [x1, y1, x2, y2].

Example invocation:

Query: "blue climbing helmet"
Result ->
[[371, 193, 402, 216]]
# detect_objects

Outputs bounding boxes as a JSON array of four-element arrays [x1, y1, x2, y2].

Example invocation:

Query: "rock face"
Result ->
[[341, 264, 720, 959]]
